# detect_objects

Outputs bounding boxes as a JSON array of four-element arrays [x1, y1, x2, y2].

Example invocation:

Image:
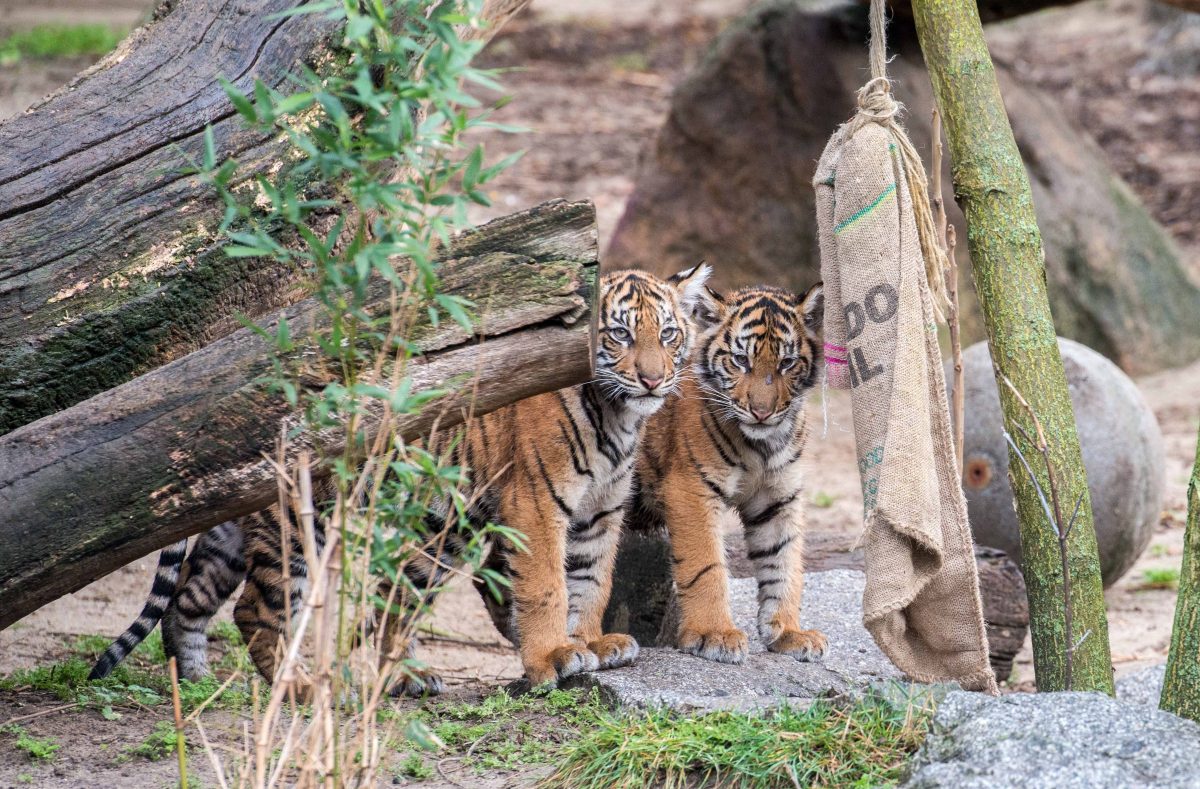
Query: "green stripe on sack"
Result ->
[[834, 182, 896, 235]]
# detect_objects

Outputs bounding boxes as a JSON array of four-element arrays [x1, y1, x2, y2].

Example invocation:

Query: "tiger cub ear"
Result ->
[[667, 262, 722, 327], [798, 281, 824, 340]]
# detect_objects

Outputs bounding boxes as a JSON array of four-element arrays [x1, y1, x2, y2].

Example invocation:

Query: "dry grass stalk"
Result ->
[[931, 107, 965, 476], [169, 656, 189, 789]]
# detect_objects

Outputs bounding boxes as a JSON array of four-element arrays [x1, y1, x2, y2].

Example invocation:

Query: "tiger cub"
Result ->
[[91, 265, 712, 693], [633, 282, 826, 664]]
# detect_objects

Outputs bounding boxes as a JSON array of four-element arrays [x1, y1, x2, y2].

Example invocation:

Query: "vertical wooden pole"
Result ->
[[910, 0, 1114, 693]]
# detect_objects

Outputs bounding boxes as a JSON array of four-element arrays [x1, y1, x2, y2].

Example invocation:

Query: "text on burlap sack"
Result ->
[[844, 283, 898, 388]]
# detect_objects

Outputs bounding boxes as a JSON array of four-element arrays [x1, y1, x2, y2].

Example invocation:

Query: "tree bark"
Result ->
[[0, 0, 530, 436], [1161, 425, 1200, 721], [912, 0, 1114, 693], [0, 199, 598, 631]]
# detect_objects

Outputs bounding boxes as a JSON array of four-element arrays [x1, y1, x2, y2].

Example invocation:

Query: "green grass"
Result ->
[[0, 24, 127, 65], [389, 687, 931, 787], [545, 694, 931, 789], [386, 688, 605, 776], [121, 721, 180, 762], [1139, 567, 1181, 590], [811, 491, 837, 508], [0, 627, 258, 717], [3, 725, 62, 762]]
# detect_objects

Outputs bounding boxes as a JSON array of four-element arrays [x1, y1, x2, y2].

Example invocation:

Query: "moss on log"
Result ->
[[0, 199, 598, 631], [912, 0, 1114, 693], [0, 0, 530, 436]]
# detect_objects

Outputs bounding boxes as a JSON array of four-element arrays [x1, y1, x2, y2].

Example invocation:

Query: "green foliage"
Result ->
[[196, 0, 522, 726], [122, 721, 180, 762], [1139, 567, 1181, 590], [811, 490, 837, 508], [2, 630, 258, 716], [387, 688, 930, 786], [395, 753, 433, 779], [0, 24, 125, 65], [546, 695, 932, 789], [207, 620, 243, 646], [386, 688, 603, 774], [2, 726, 61, 762]]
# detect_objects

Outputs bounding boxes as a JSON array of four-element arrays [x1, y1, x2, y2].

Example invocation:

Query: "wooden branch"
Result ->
[[0, 0, 530, 436], [0, 199, 598, 630]]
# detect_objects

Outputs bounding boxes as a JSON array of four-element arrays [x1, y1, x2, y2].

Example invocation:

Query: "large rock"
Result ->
[[604, 529, 1029, 683], [949, 338, 1165, 586], [900, 691, 1200, 788], [1117, 664, 1167, 708], [606, 1, 1200, 375], [575, 570, 901, 711]]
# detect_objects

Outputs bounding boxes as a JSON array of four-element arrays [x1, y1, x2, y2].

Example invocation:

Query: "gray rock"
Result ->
[[1117, 664, 1167, 707], [949, 338, 1165, 586], [901, 691, 1200, 789], [569, 570, 901, 711]]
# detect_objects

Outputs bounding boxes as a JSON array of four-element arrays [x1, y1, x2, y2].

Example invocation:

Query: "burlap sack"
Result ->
[[814, 122, 997, 692]]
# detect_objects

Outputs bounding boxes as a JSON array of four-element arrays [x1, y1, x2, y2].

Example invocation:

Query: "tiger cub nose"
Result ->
[[639, 373, 663, 390], [751, 406, 773, 422]]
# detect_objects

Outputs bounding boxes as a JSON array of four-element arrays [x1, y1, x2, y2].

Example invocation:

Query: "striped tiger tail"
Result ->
[[88, 539, 188, 680]]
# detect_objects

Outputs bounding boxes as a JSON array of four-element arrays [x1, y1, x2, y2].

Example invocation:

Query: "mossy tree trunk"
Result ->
[[911, 0, 1114, 693], [1161, 426, 1200, 720]]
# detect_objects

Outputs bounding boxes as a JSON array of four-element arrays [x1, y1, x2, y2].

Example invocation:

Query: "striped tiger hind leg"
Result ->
[[163, 522, 246, 680], [233, 517, 319, 697], [566, 507, 638, 670], [744, 496, 826, 661]]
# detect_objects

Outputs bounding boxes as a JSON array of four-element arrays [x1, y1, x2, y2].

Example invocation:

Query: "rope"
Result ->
[[849, 0, 950, 319]]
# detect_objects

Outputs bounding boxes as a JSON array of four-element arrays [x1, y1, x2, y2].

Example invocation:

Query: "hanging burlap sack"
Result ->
[[812, 4, 996, 694]]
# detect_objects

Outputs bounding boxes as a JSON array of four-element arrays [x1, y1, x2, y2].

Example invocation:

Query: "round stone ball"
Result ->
[[947, 338, 1164, 588]]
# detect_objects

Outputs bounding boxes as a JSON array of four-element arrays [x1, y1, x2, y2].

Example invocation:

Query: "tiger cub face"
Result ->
[[597, 265, 712, 416], [697, 283, 824, 439]]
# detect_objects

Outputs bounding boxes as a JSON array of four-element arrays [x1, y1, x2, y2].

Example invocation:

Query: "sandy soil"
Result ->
[[2, 0, 1200, 784]]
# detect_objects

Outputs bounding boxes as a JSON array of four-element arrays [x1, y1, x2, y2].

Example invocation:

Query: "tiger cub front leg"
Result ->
[[566, 507, 638, 670], [667, 492, 749, 664], [504, 504, 599, 687], [744, 494, 826, 661]]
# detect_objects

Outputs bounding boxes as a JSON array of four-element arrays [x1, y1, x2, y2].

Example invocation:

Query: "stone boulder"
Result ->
[[949, 338, 1165, 586], [574, 570, 901, 711], [606, 1, 1200, 375], [1117, 664, 1167, 707], [900, 691, 1200, 788]]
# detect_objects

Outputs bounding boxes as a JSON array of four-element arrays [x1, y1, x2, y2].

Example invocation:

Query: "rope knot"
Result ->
[[856, 76, 898, 123]]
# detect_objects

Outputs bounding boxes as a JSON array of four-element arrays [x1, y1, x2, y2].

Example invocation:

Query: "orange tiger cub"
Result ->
[[89, 265, 713, 695], [456, 264, 713, 686], [634, 282, 826, 664]]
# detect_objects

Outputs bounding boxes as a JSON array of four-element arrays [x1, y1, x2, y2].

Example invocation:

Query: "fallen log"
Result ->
[[0, 199, 598, 630], [0, 0, 530, 436]]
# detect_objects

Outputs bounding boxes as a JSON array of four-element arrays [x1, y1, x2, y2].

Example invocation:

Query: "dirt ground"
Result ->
[[3, 0, 1200, 785]]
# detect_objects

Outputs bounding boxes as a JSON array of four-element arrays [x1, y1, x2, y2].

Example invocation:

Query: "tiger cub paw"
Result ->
[[388, 667, 446, 698], [678, 626, 749, 664], [526, 643, 601, 687], [587, 634, 640, 670], [768, 628, 828, 662]]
